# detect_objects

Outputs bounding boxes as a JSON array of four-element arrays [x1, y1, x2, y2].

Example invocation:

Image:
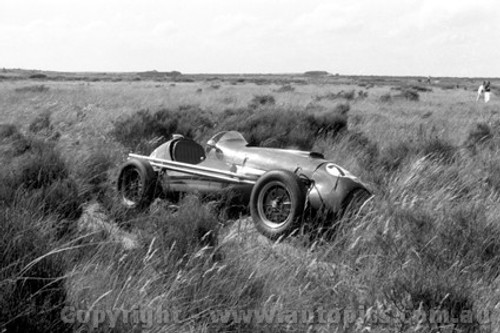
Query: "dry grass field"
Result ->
[[2, 70, 500, 332]]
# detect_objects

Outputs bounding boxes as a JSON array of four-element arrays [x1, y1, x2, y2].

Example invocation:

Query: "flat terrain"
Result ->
[[1, 70, 500, 332]]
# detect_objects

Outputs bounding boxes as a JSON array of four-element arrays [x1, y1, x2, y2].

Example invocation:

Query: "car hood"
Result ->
[[217, 142, 329, 177]]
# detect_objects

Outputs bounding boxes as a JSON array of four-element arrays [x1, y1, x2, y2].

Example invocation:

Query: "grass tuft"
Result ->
[[248, 94, 276, 108]]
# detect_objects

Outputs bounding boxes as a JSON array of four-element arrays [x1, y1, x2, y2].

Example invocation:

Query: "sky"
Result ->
[[1, 0, 499, 77]]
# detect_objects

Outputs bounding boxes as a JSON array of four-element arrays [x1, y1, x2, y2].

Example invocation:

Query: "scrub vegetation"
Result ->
[[1, 70, 500, 332]]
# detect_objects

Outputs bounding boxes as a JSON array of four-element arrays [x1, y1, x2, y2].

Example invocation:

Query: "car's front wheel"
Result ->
[[250, 170, 306, 240], [117, 158, 157, 210], [339, 188, 372, 219]]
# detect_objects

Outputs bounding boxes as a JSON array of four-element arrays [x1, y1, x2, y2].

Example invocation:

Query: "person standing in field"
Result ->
[[477, 81, 485, 102], [484, 81, 491, 103]]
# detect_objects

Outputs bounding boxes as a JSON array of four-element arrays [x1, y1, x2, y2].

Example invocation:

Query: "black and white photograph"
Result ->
[[1, 0, 500, 332]]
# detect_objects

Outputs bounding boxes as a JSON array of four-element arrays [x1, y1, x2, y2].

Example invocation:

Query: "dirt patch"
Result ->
[[77, 202, 138, 250]]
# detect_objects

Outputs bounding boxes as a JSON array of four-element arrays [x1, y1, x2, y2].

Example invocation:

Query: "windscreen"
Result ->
[[207, 131, 248, 146]]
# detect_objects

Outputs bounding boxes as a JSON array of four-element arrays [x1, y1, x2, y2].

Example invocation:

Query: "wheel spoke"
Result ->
[[122, 168, 143, 204], [257, 180, 296, 228]]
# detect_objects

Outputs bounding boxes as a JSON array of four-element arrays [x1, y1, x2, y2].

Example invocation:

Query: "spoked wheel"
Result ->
[[250, 170, 306, 240], [121, 167, 143, 206], [117, 159, 157, 210], [258, 181, 293, 228]]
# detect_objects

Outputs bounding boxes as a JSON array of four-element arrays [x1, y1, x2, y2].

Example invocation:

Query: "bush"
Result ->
[[141, 195, 220, 265], [0, 123, 18, 139], [465, 122, 495, 151], [275, 84, 294, 93], [0, 205, 70, 333], [305, 111, 348, 139], [379, 93, 392, 102], [420, 136, 457, 163], [341, 130, 379, 170], [28, 111, 52, 134], [333, 102, 350, 115], [378, 136, 456, 173], [0, 136, 84, 223], [304, 70, 329, 76], [315, 90, 356, 101], [15, 141, 68, 189], [248, 94, 276, 109], [378, 141, 413, 172], [39, 179, 82, 220], [400, 89, 420, 101], [485, 161, 500, 195], [29, 73, 47, 79], [74, 149, 114, 202], [220, 107, 347, 150], [0, 129, 85, 331], [410, 84, 432, 92], [344, 203, 500, 331], [14, 85, 49, 93], [357, 90, 368, 98], [110, 107, 215, 153]]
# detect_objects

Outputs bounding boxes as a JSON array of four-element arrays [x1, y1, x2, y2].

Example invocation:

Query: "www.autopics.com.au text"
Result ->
[[61, 305, 497, 329]]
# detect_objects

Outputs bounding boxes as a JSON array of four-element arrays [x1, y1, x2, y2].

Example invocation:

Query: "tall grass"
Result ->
[[2, 76, 500, 332]]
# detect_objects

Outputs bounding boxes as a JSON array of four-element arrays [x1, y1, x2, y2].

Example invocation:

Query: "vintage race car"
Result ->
[[117, 131, 372, 239]]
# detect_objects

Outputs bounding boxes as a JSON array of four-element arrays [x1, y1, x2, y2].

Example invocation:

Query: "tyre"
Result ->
[[250, 170, 306, 240], [339, 188, 372, 219], [117, 158, 157, 209]]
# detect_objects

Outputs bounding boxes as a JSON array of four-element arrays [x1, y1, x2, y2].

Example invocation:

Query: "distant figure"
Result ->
[[477, 81, 485, 102], [484, 81, 491, 103], [427, 76, 431, 84]]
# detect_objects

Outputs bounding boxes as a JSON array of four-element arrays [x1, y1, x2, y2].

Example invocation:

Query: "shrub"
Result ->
[[0, 137, 80, 215], [378, 141, 413, 172], [400, 89, 420, 101], [305, 102, 326, 112], [29, 73, 47, 79], [248, 94, 276, 109], [357, 90, 368, 98], [39, 178, 82, 221], [333, 102, 350, 115], [220, 107, 347, 150], [110, 107, 215, 153], [304, 70, 329, 76], [410, 84, 432, 92], [28, 111, 52, 134], [0, 206, 70, 333], [14, 85, 49, 93], [315, 90, 356, 101], [74, 149, 114, 202], [420, 136, 457, 163], [275, 84, 295, 93], [341, 130, 379, 169], [378, 136, 456, 172], [421, 111, 432, 119], [485, 161, 500, 195], [465, 122, 494, 150], [141, 195, 220, 265], [305, 111, 348, 138], [379, 93, 392, 102], [342, 89, 356, 100], [15, 141, 68, 189], [0, 123, 18, 139], [345, 203, 500, 331]]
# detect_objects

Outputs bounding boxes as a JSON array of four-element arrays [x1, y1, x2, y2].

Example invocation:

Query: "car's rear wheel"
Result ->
[[250, 170, 306, 240], [117, 159, 157, 209]]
